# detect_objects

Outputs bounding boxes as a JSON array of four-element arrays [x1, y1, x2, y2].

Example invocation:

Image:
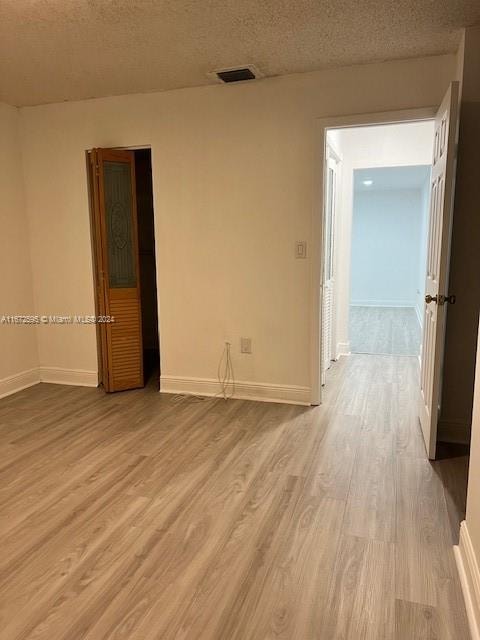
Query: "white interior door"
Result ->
[[321, 150, 338, 385], [419, 81, 459, 459]]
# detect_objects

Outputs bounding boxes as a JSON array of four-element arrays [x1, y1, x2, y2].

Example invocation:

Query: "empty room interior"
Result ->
[[2, 3, 480, 639], [348, 163, 429, 357]]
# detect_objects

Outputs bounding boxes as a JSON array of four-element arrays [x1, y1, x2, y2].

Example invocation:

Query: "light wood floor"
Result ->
[[350, 306, 421, 356], [0, 355, 470, 639]]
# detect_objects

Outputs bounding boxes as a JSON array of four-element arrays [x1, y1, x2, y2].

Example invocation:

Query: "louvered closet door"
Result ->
[[321, 153, 337, 385], [418, 82, 459, 459], [90, 148, 144, 392]]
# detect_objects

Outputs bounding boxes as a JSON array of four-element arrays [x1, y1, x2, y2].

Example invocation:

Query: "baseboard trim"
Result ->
[[350, 300, 416, 308], [415, 304, 423, 330], [454, 521, 480, 640], [160, 375, 311, 405], [336, 342, 351, 358], [0, 368, 40, 399], [39, 367, 98, 387], [438, 419, 471, 445]]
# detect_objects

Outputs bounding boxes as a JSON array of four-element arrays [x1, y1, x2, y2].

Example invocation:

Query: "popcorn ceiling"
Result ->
[[0, 0, 478, 106]]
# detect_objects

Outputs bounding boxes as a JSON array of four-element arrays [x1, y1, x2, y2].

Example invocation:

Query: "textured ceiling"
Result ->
[[1, 1, 479, 106]]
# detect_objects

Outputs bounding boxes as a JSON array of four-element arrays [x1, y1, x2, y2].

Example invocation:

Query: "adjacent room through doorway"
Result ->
[[349, 164, 431, 357], [321, 119, 435, 380], [318, 107, 470, 543]]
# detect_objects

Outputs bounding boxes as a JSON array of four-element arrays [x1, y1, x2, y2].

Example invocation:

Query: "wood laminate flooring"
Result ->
[[0, 355, 470, 639], [349, 306, 421, 356]]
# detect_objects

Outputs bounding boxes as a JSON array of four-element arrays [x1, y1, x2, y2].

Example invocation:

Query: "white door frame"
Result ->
[[311, 106, 437, 405], [321, 144, 340, 386]]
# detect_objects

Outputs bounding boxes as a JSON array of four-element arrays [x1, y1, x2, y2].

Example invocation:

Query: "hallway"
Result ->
[[0, 355, 470, 639], [349, 306, 421, 356]]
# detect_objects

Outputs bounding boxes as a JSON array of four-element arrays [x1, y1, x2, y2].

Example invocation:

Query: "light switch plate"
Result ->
[[295, 240, 307, 259]]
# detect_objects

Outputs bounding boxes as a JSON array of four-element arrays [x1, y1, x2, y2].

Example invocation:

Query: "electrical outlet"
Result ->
[[240, 337, 252, 354]]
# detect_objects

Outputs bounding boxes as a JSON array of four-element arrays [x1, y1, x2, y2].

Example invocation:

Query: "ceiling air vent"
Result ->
[[217, 68, 255, 83], [208, 65, 264, 84]]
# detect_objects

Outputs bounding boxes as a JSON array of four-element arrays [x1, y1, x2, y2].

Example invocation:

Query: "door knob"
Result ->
[[425, 294, 456, 305]]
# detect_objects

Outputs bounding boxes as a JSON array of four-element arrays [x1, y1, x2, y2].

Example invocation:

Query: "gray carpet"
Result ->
[[349, 306, 421, 356]]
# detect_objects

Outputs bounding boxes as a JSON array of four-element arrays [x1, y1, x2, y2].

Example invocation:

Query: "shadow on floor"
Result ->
[[144, 348, 160, 391], [432, 441, 470, 544]]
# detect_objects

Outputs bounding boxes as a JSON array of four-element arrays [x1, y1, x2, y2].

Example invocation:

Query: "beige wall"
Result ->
[[467, 324, 480, 565], [441, 25, 480, 443], [0, 103, 38, 388], [19, 54, 456, 394], [459, 24, 480, 594]]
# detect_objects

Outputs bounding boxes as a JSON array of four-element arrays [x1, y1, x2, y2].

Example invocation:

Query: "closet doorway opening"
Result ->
[[88, 147, 160, 392]]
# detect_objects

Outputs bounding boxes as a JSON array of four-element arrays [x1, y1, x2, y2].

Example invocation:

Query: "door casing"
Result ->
[[321, 145, 340, 385]]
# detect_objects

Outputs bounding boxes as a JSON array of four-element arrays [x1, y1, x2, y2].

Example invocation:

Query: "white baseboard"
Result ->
[[160, 375, 311, 405], [0, 368, 40, 399], [0, 367, 98, 400], [39, 367, 98, 387], [454, 521, 480, 640], [336, 342, 351, 358], [350, 300, 416, 308], [415, 304, 423, 329], [437, 419, 471, 445]]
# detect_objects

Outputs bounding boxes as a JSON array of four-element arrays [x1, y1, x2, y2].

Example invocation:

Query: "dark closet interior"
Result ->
[[134, 149, 160, 386]]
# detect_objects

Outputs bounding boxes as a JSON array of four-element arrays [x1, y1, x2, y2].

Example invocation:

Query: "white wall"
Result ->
[[465, 325, 480, 564], [460, 318, 480, 638], [0, 103, 38, 396], [350, 188, 424, 308], [444, 30, 480, 640], [329, 121, 434, 357], [440, 25, 480, 445], [18, 54, 455, 401]]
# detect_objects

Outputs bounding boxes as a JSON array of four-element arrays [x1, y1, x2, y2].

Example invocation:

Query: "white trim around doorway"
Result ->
[[310, 106, 437, 405]]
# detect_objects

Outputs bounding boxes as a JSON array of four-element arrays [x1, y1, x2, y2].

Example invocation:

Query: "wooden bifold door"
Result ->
[[89, 148, 144, 392]]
